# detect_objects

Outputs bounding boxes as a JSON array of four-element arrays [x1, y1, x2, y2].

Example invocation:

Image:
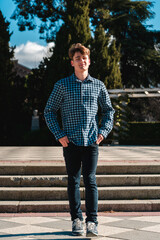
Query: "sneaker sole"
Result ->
[[86, 232, 98, 237], [72, 232, 84, 236]]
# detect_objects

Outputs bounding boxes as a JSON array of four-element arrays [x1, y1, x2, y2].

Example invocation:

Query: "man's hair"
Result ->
[[68, 43, 90, 60]]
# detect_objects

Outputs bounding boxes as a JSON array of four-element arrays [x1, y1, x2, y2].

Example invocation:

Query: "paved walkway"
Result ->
[[0, 212, 160, 239], [0, 146, 160, 163]]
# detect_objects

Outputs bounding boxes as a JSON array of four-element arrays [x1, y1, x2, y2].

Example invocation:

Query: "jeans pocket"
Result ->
[[90, 142, 99, 147]]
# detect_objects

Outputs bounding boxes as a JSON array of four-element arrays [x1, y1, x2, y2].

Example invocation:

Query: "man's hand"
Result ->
[[59, 136, 70, 147], [96, 134, 104, 145]]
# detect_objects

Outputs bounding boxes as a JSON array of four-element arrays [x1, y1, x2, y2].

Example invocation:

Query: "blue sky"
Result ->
[[0, 0, 46, 46], [0, 0, 160, 68]]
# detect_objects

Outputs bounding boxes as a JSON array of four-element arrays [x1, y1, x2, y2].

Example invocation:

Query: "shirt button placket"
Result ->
[[81, 82, 84, 145], [81, 82, 83, 105]]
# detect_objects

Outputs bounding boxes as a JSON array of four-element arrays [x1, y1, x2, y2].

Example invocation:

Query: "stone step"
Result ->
[[1, 163, 160, 175], [1, 186, 160, 201], [1, 174, 160, 187], [1, 199, 160, 213], [0, 147, 159, 213]]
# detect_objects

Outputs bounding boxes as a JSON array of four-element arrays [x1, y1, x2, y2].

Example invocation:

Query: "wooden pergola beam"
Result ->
[[108, 88, 160, 93], [108, 88, 160, 98]]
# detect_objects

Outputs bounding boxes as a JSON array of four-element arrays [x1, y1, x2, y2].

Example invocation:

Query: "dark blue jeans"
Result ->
[[63, 142, 99, 225]]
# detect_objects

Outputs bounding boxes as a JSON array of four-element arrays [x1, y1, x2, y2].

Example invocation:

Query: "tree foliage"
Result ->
[[90, 0, 160, 87], [11, 0, 160, 88]]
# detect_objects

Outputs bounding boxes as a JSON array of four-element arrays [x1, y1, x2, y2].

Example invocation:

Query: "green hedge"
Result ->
[[119, 122, 160, 145], [22, 122, 160, 146]]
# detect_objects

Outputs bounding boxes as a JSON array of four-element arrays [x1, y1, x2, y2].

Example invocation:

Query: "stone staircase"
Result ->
[[1, 160, 160, 213]]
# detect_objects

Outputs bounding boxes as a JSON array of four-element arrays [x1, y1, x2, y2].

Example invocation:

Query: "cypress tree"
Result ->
[[0, 10, 14, 144], [90, 25, 122, 89], [44, 0, 91, 100], [0, 10, 14, 96], [66, 0, 91, 45], [0, 11, 31, 145], [104, 40, 122, 89], [90, 24, 110, 80]]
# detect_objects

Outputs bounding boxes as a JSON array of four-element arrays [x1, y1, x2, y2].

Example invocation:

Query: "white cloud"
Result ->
[[14, 41, 54, 69]]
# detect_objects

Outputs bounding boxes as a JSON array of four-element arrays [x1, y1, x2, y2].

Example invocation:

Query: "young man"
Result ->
[[44, 43, 115, 237]]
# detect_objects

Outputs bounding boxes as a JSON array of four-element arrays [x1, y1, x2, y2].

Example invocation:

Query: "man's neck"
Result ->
[[74, 71, 88, 81]]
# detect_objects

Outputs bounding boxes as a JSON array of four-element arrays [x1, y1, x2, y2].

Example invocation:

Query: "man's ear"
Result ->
[[71, 60, 74, 67]]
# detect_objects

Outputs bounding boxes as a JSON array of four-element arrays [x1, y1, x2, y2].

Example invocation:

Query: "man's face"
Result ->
[[71, 51, 90, 73]]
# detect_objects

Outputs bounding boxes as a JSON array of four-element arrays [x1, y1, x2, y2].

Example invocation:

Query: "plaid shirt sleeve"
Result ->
[[98, 83, 115, 138], [44, 81, 66, 141]]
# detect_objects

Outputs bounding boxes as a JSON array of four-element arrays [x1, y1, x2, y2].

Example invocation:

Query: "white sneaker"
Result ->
[[86, 221, 98, 237], [72, 218, 84, 236]]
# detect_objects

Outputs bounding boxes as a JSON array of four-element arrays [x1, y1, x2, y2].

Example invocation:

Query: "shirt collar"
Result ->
[[72, 73, 93, 83]]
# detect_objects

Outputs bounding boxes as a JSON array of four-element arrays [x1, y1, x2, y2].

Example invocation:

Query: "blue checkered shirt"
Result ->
[[44, 73, 115, 146]]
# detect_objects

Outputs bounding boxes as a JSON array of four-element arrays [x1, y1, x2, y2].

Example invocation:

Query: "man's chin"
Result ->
[[79, 67, 88, 71]]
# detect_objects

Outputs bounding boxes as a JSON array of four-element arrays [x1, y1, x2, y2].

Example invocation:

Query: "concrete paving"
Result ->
[[0, 146, 160, 162], [0, 212, 160, 239]]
